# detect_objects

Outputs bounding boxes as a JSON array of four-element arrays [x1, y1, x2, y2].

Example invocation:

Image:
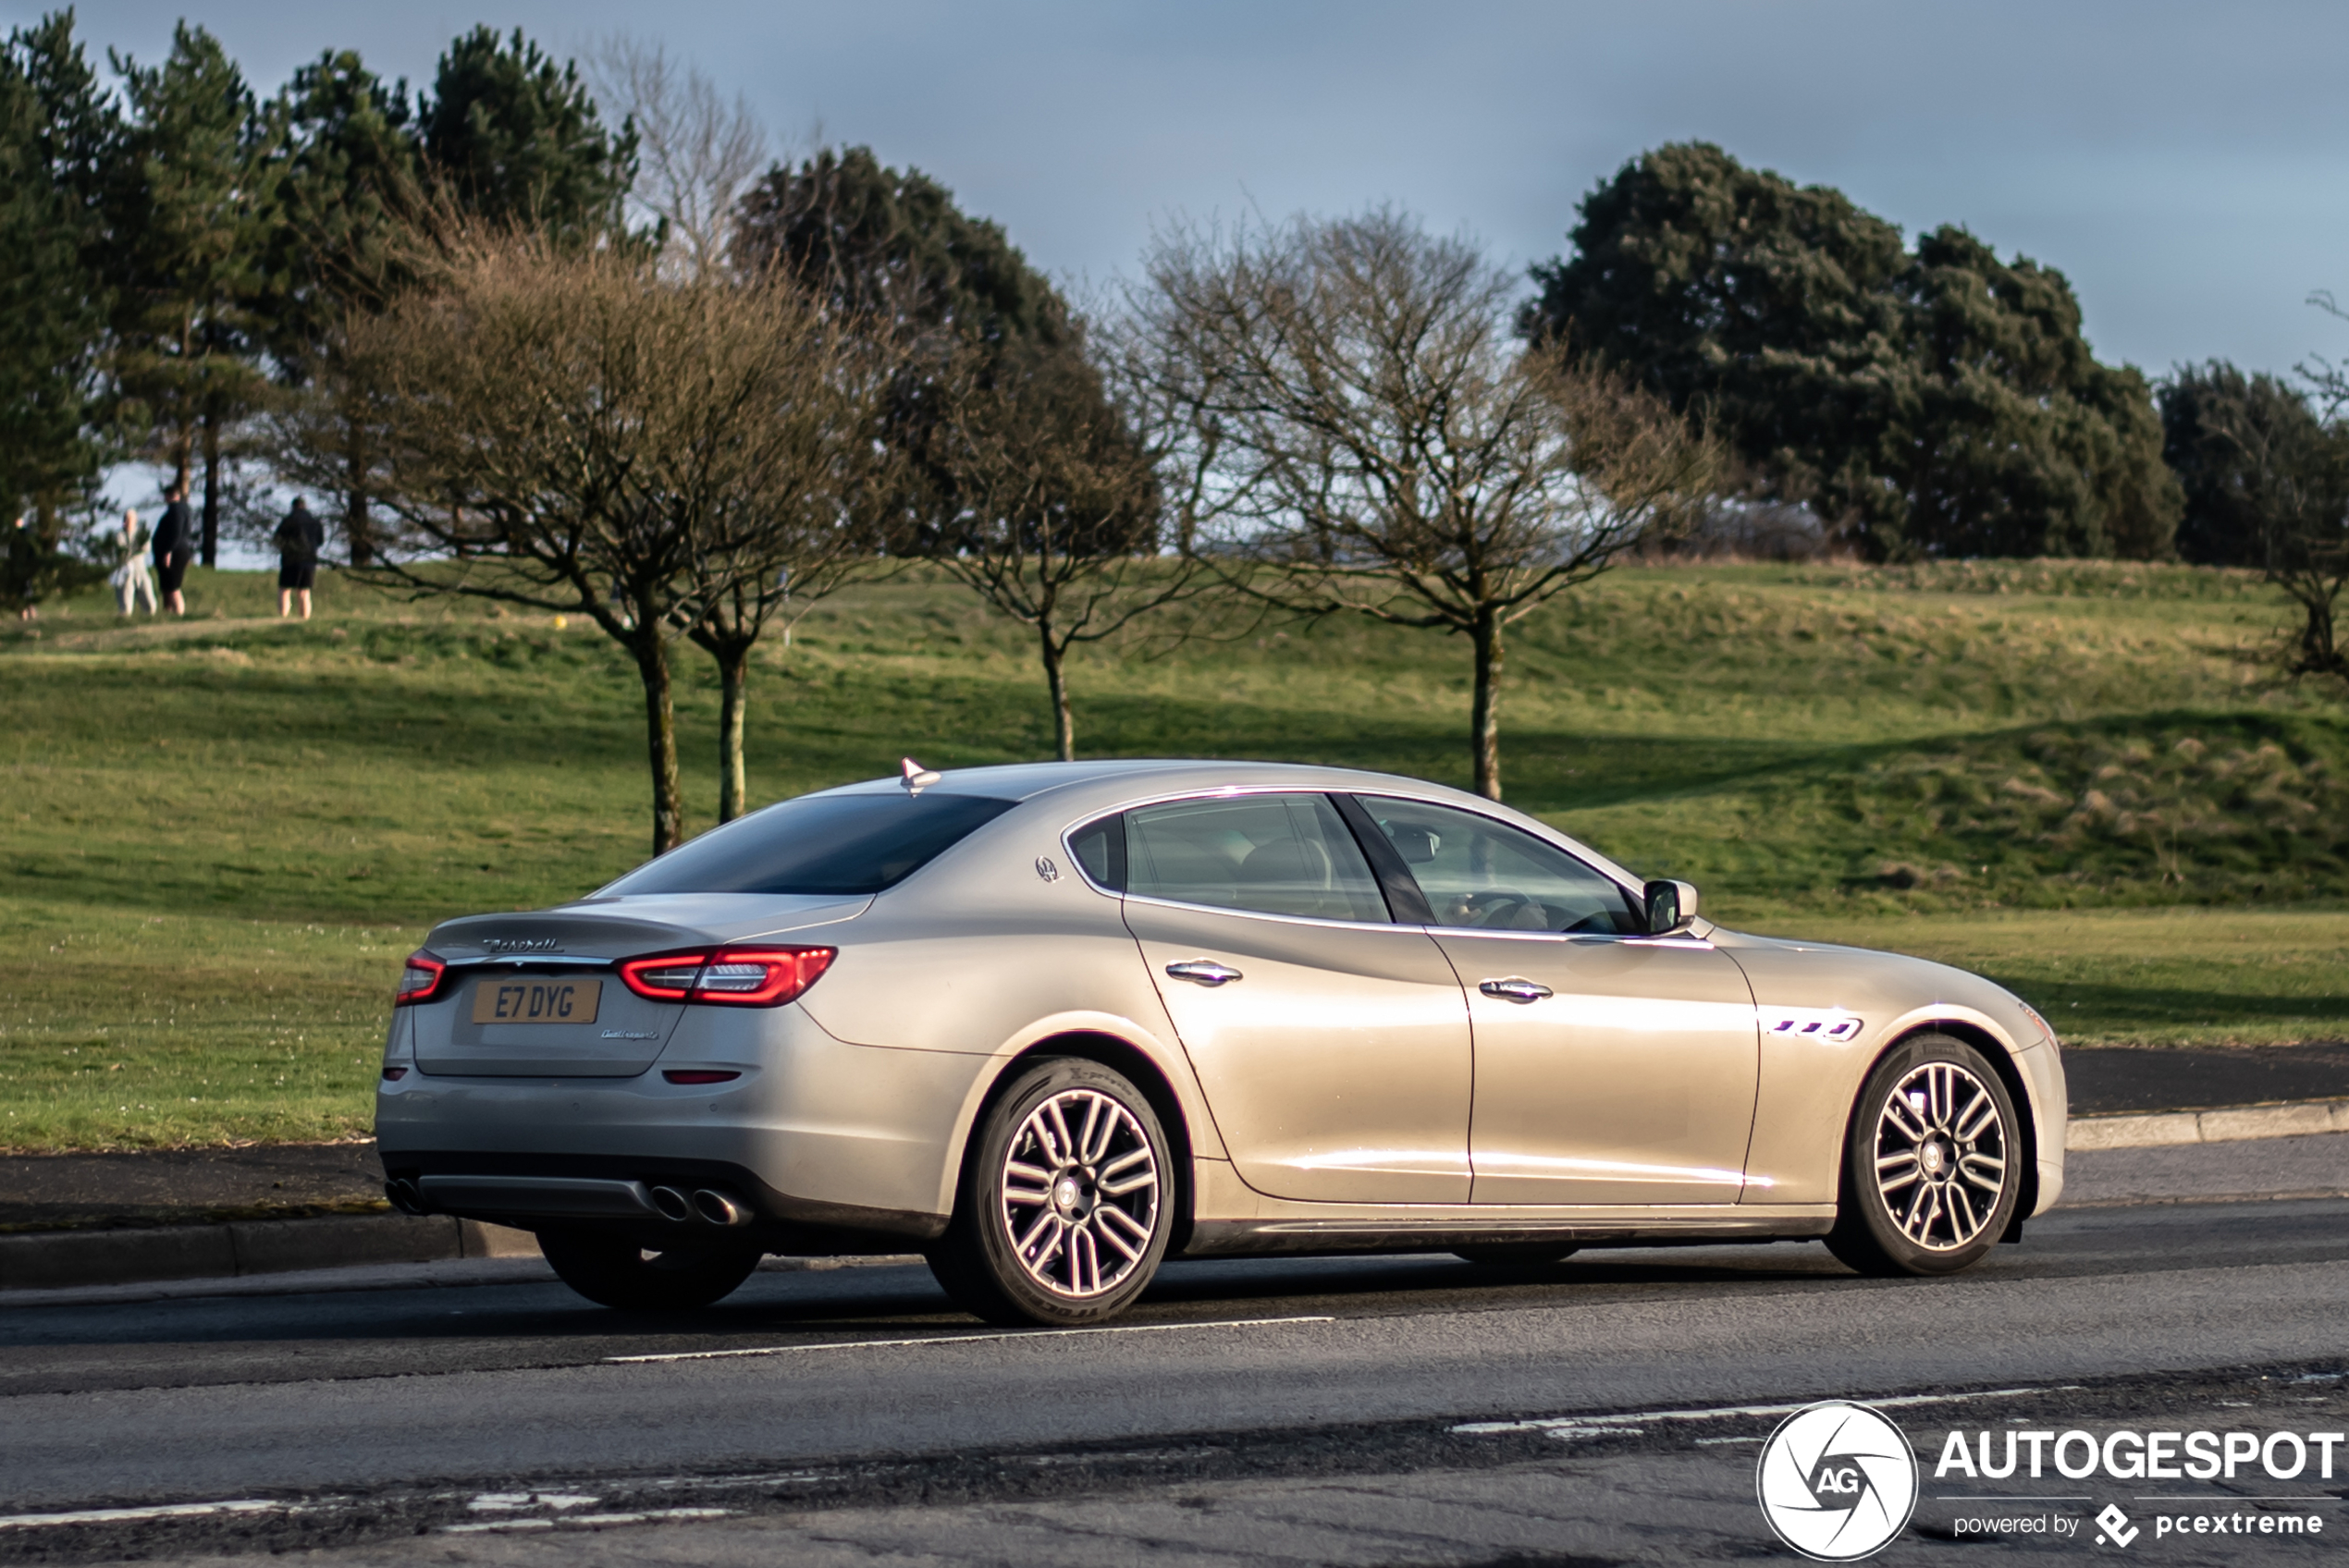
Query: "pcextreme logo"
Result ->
[[1756, 1401, 1920, 1562]]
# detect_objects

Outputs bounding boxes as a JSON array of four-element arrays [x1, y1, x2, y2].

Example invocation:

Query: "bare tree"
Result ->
[[587, 34, 767, 277], [933, 326, 1197, 760], [1127, 209, 1722, 799], [278, 226, 884, 852], [680, 325, 904, 820]]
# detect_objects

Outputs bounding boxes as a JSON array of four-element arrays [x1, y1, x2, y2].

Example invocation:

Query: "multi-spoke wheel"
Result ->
[[928, 1058, 1174, 1326], [1827, 1034, 2022, 1278]]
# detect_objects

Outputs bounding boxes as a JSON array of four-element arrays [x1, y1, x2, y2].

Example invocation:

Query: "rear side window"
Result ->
[[601, 792, 1018, 897], [1123, 793, 1388, 923]]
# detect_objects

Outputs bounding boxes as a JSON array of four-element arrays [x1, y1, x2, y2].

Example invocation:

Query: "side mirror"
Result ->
[[1644, 878, 1699, 935], [1388, 826, 1440, 864]]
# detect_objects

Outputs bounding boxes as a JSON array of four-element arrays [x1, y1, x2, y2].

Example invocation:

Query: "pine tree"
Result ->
[[105, 23, 280, 565], [259, 50, 419, 565], [420, 28, 635, 240], [0, 12, 111, 612]]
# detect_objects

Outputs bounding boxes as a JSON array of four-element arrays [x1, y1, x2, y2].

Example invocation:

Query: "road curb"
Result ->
[[2066, 1097, 2349, 1151], [0, 1214, 538, 1294]]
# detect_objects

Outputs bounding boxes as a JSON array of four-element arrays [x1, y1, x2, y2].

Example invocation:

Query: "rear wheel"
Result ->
[[1453, 1243, 1578, 1268], [1826, 1034, 2020, 1278], [928, 1058, 1174, 1327], [538, 1230, 762, 1311]]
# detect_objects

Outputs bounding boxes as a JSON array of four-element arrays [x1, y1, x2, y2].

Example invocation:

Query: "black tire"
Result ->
[[928, 1057, 1174, 1328], [1453, 1243, 1579, 1268], [1826, 1033, 2021, 1278], [538, 1229, 762, 1311]]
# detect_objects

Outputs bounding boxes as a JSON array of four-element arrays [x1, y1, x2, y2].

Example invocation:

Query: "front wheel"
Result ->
[[928, 1057, 1174, 1327], [1826, 1034, 2021, 1278], [538, 1230, 762, 1311]]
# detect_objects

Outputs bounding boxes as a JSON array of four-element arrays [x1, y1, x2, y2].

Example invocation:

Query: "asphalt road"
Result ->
[[6, 1141, 2349, 1566]]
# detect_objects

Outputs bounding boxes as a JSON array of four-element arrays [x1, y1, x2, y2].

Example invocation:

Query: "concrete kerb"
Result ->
[[2065, 1097, 2349, 1151]]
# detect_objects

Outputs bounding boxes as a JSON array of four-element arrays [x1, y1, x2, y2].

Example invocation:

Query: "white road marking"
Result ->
[[1452, 1384, 2072, 1436], [0, 1501, 286, 1532], [439, 1508, 732, 1535], [605, 1315, 1334, 1364], [468, 1491, 597, 1512]]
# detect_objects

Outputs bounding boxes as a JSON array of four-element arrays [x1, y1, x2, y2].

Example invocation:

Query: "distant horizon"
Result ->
[[24, 0, 2349, 388]]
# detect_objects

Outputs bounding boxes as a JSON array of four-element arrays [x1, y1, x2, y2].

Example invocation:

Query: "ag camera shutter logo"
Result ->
[[1755, 1401, 1919, 1561]]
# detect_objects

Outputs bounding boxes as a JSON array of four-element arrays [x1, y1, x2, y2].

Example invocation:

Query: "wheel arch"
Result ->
[[1868, 1020, 2038, 1239], [954, 1030, 1199, 1256]]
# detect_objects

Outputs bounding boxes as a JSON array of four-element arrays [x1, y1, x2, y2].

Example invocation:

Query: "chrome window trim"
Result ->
[[1057, 785, 1399, 931]]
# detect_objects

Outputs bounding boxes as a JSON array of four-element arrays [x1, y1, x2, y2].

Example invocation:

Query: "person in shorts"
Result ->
[[152, 486, 193, 615], [274, 497, 326, 619]]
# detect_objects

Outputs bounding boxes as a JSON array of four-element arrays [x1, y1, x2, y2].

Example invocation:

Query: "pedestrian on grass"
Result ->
[[274, 497, 325, 620], [152, 486, 193, 616], [10, 516, 32, 621], [110, 508, 157, 616]]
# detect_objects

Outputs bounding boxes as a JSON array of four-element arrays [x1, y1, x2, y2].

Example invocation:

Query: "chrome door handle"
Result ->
[[1479, 977, 1553, 1004], [1165, 960, 1243, 986]]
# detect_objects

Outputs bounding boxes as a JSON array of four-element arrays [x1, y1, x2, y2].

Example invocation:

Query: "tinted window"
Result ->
[[1069, 813, 1127, 889], [1125, 793, 1388, 923], [602, 792, 1018, 897], [1356, 796, 1642, 935]]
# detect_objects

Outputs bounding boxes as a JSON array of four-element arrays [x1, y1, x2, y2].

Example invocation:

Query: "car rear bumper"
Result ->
[[375, 1005, 988, 1245]]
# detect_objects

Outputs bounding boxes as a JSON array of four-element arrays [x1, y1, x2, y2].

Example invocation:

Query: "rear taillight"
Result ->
[[393, 949, 448, 1006], [617, 946, 835, 1007]]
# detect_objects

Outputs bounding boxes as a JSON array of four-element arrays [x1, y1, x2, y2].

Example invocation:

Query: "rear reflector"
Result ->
[[661, 1070, 743, 1085], [392, 950, 448, 1006], [618, 946, 836, 1007]]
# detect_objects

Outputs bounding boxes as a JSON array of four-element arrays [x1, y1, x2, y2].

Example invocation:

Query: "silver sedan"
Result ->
[[376, 760, 2067, 1325]]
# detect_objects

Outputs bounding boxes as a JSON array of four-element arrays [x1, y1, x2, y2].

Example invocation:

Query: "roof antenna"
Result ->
[[900, 756, 942, 793]]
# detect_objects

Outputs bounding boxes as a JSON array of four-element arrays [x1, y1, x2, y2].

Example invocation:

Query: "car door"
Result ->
[[1348, 796, 1760, 1207], [1090, 791, 1474, 1205]]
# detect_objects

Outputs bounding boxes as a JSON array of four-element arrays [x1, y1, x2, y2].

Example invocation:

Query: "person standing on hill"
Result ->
[[110, 508, 157, 616], [274, 497, 326, 620], [152, 487, 193, 616]]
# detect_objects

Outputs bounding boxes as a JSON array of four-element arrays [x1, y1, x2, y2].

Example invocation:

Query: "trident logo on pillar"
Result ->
[[1755, 1402, 1920, 1561]]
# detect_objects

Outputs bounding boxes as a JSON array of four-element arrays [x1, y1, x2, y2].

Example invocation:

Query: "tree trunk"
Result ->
[[345, 431, 374, 568], [1039, 618, 1075, 762], [716, 641, 750, 823], [633, 632, 685, 855], [1470, 609, 1505, 801], [200, 411, 221, 569]]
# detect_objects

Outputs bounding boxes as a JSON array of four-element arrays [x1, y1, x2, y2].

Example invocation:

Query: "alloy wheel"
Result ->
[[997, 1088, 1161, 1298], [1871, 1060, 2009, 1251]]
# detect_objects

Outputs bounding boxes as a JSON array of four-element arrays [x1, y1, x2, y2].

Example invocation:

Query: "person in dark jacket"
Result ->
[[151, 487, 193, 616], [274, 497, 326, 619]]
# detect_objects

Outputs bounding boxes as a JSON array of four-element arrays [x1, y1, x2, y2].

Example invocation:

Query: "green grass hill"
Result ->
[[3, 557, 2343, 1150]]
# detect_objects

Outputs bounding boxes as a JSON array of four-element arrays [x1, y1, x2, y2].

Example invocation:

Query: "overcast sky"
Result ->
[[22, 0, 2349, 381]]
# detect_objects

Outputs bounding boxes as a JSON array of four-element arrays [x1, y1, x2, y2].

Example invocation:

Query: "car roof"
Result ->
[[818, 759, 1646, 890]]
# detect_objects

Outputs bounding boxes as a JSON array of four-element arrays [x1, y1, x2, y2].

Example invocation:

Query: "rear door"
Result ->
[[1109, 792, 1474, 1205], [1348, 796, 1760, 1207]]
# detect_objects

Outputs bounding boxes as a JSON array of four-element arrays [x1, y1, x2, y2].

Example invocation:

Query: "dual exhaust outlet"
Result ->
[[650, 1184, 751, 1227]]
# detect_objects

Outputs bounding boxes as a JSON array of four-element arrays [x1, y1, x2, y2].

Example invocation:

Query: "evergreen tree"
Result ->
[[420, 28, 635, 239], [1525, 142, 2180, 560], [0, 11, 111, 612], [259, 50, 419, 564], [2159, 361, 2332, 567], [105, 23, 280, 565]]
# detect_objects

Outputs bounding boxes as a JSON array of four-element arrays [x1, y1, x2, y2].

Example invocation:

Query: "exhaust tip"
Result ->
[[648, 1185, 693, 1222], [692, 1188, 751, 1227], [385, 1179, 428, 1216]]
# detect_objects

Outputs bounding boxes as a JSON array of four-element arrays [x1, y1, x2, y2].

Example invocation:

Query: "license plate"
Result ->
[[471, 977, 602, 1025]]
